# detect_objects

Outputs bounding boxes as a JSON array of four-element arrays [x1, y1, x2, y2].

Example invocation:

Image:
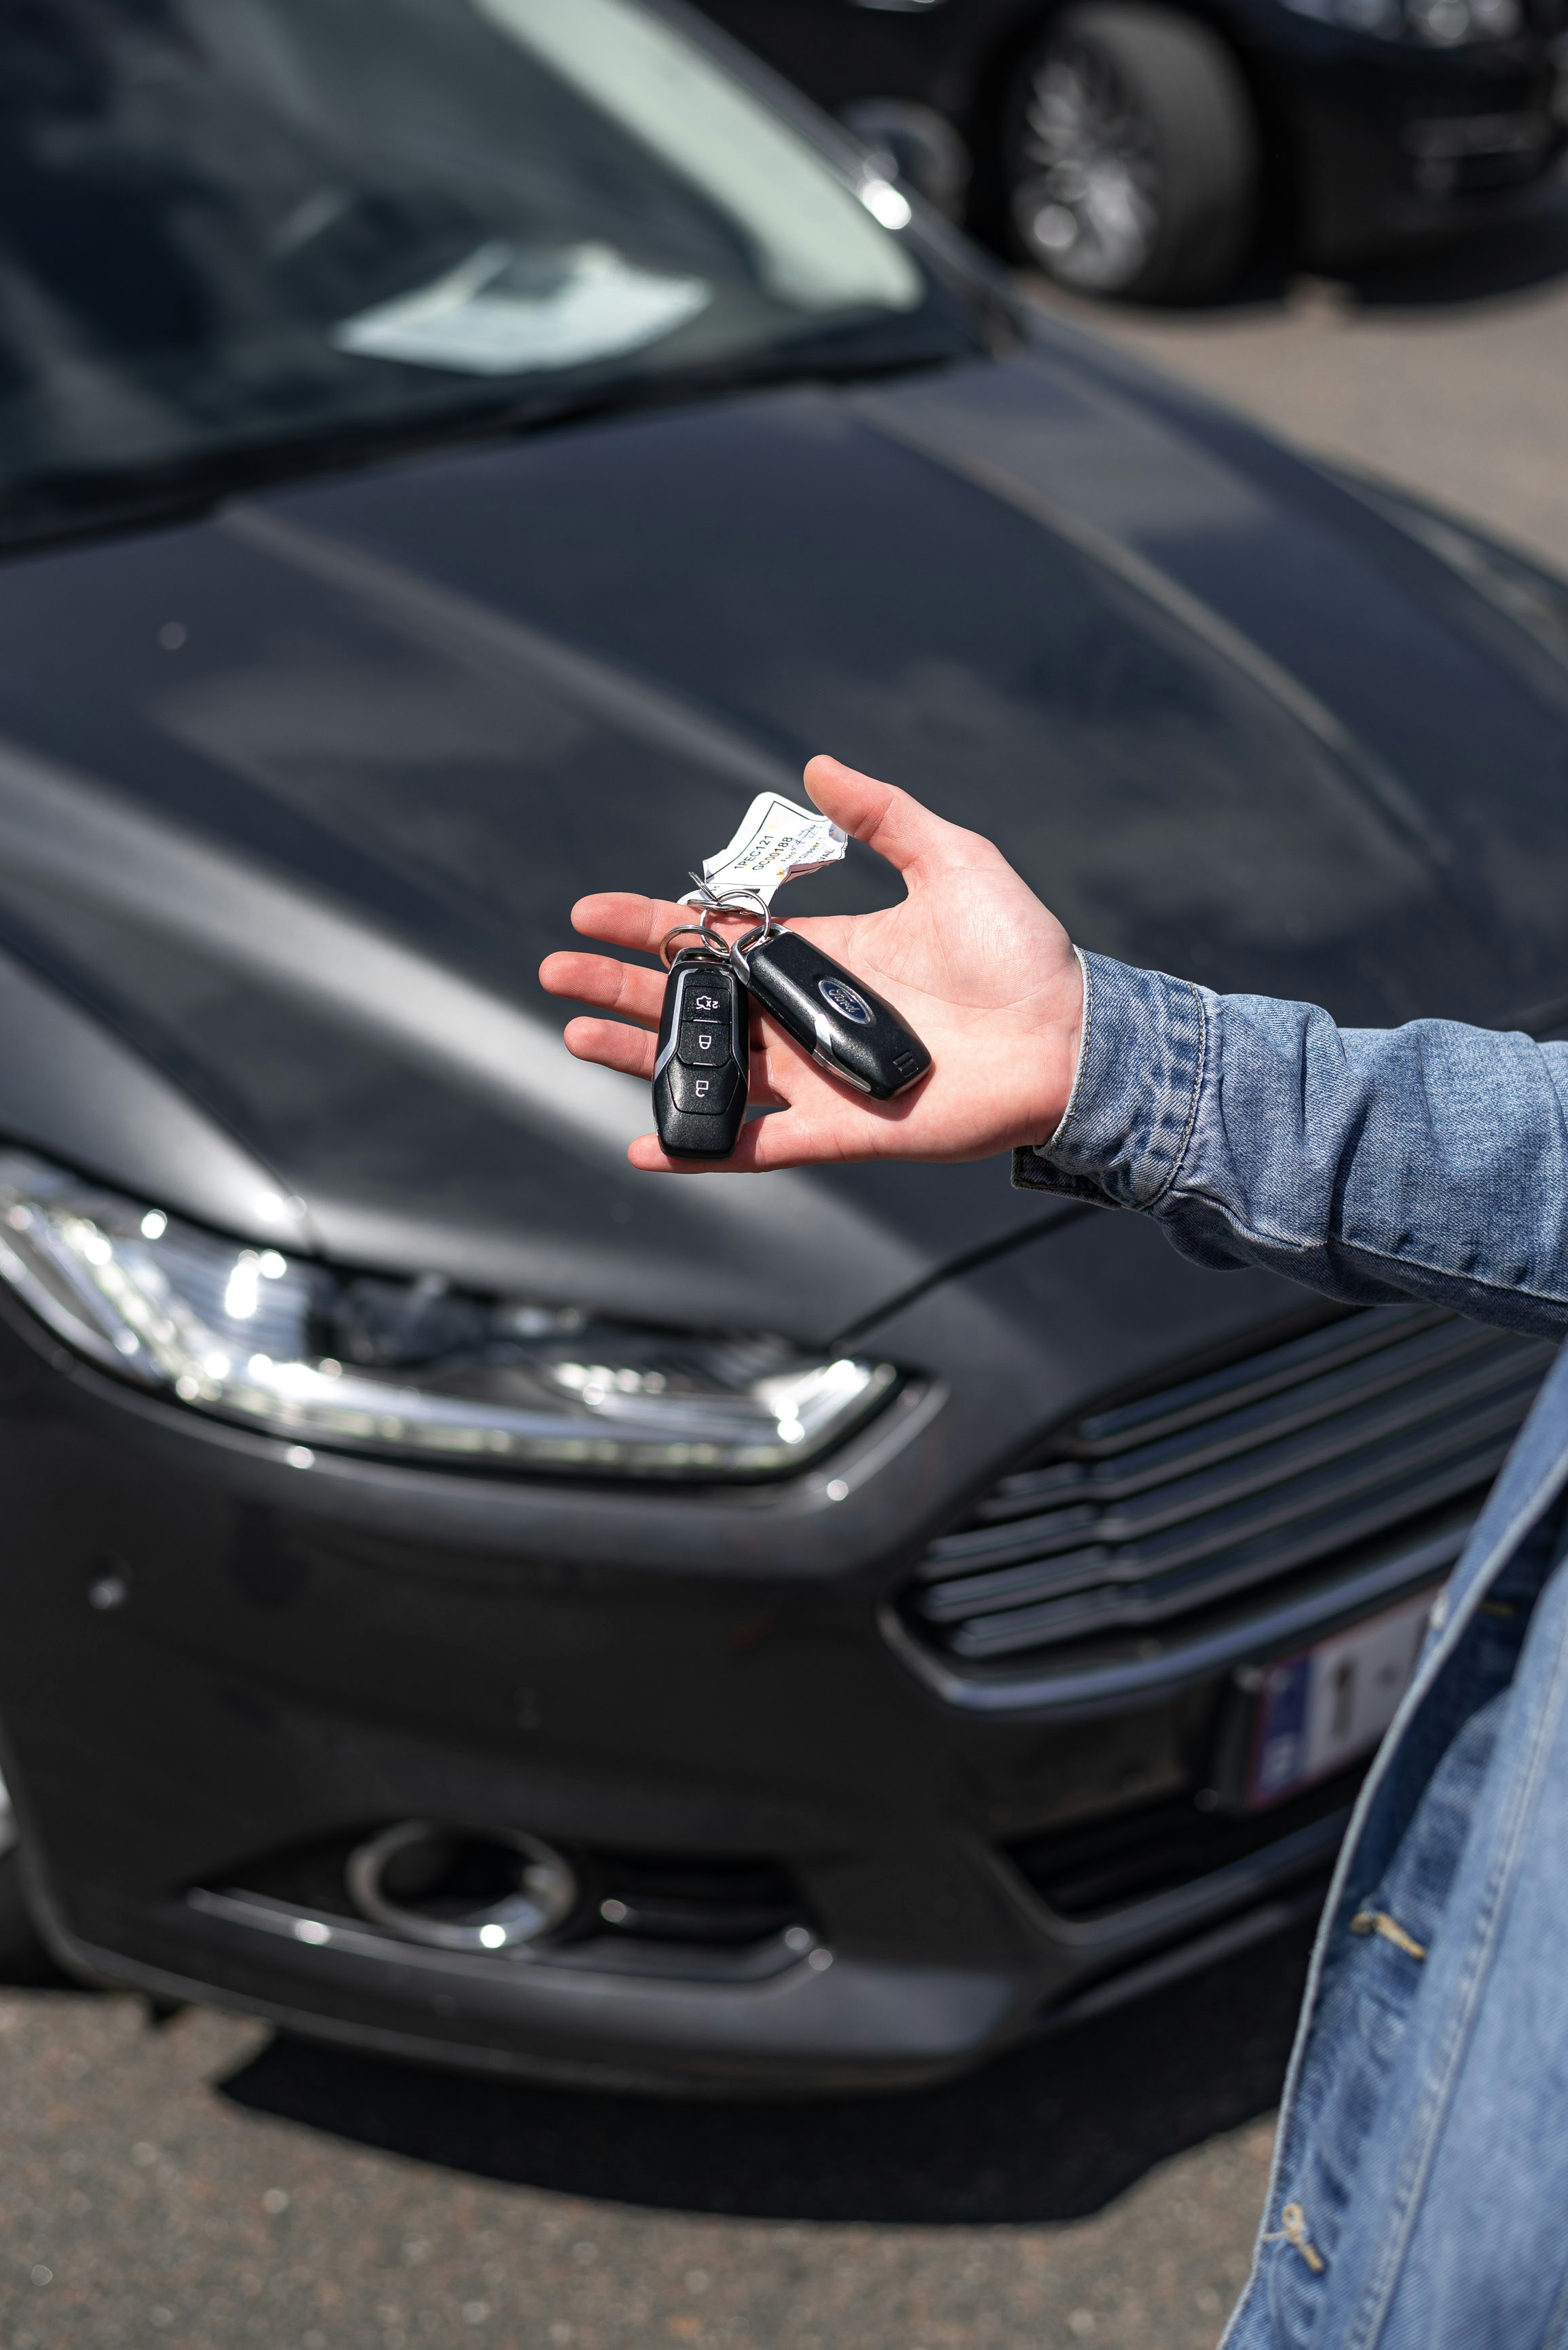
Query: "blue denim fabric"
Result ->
[[1015, 954, 1568, 2348]]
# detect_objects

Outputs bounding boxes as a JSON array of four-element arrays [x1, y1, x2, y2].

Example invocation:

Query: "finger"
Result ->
[[627, 1103, 858, 1175], [801, 754, 997, 887], [627, 1116, 799, 1175], [568, 892, 758, 957], [564, 1016, 656, 1079], [569, 892, 689, 956], [540, 949, 665, 1029]]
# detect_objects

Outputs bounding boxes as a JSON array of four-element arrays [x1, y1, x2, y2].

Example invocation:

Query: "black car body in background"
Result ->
[[693, 0, 1568, 297], [1, 0, 1567, 2093]]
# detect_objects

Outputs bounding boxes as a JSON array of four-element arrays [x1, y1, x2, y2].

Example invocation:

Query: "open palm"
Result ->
[[540, 756, 1085, 1174]]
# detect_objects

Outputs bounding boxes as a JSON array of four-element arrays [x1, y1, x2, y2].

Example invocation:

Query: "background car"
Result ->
[[691, 0, 1568, 299], [1, 0, 1567, 2095]]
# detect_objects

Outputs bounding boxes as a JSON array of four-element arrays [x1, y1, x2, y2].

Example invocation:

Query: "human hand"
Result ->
[[538, 756, 1085, 1173]]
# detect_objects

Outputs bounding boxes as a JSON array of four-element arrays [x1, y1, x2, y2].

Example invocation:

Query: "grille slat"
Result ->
[[945, 1431, 1516, 1657], [922, 1346, 1545, 1585], [902, 1305, 1554, 1676], [973, 1317, 1525, 1522], [921, 1371, 1541, 1623], [1058, 1304, 1453, 1452]]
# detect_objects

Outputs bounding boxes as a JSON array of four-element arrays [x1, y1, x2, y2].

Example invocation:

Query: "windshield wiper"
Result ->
[[0, 312, 1001, 558]]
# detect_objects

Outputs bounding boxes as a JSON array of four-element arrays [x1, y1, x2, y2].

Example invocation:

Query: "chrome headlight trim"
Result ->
[[0, 1149, 897, 1479]]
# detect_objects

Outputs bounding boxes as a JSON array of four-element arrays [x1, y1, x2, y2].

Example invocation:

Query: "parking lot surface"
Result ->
[[0, 1922, 1305, 2350], [9, 177, 1568, 2350], [1035, 175, 1568, 576]]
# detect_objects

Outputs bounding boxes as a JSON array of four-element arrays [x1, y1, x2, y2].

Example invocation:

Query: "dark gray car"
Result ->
[[0, 0, 1563, 2091], [694, 0, 1568, 300]]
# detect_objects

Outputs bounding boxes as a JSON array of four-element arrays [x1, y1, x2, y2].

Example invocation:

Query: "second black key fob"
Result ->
[[652, 950, 749, 1159], [732, 926, 931, 1101]]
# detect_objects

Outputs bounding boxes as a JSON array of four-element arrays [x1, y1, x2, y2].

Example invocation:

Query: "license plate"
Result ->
[[1245, 1588, 1438, 1811]]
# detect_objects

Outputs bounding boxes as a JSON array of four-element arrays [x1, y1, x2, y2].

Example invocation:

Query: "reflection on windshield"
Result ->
[[0, 0, 971, 540], [332, 241, 711, 376]]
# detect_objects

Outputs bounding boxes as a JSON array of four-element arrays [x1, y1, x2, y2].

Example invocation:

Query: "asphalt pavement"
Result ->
[[0, 1923, 1303, 2350], [1033, 170, 1568, 577], [10, 175, 1568, 2350]]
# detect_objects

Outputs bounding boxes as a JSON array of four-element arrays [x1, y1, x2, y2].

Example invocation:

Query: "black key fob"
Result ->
[[652, 951, 749, 1159], [733, 927, 931, 1101]]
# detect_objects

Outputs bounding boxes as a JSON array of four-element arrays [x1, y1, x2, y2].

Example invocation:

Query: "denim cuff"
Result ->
[[1011, 951, 1208, 1209]]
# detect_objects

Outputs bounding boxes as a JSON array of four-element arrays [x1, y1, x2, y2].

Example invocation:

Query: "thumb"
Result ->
[[802, 754, 979, 885]]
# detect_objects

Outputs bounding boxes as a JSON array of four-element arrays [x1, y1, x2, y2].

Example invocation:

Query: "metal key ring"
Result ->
[[701, 889, 777, 947], [682, 875, 770, 915], [659, 923, 720, 969], [730, 913, 784, 960], [680, 878, 772, 923]]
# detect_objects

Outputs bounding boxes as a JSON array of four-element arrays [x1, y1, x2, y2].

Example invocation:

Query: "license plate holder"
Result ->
[[1228, 1587, 1438, 1813]]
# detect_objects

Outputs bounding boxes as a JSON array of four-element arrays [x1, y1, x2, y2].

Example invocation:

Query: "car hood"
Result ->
[[0, 323, 1565, 1341]]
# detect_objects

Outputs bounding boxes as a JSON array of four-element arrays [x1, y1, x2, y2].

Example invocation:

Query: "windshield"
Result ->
[[0, 0, 982, 542]]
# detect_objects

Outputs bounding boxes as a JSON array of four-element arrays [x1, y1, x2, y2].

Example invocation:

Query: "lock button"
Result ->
[[677, 1023, 730, 1068]]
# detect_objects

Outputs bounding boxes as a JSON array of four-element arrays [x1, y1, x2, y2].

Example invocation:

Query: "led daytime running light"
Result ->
[[0, 1152, 896, 1479]]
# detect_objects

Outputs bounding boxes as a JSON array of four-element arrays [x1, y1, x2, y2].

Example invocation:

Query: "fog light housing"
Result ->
[[346, 1822, 578, 1952]]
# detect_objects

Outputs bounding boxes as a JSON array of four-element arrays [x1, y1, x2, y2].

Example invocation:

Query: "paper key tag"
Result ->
[[680, 792, 848, 908]]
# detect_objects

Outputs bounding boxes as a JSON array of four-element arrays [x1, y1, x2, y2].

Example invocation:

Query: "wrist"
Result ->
[[1009, 946, 1087, 1150]]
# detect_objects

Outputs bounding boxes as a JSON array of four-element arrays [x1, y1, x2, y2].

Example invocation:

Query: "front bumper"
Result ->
[[1247, 16, 1566, 265], [0, 1211, 1503, 2093]]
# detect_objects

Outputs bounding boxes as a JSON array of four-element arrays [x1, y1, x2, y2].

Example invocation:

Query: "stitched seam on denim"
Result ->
[[1166, 1193, 1568, 1317], [1345, 1585, 1568, 2350], [1037, 966, 1206, 1207], [1011, 1162, 1119, 1206], [1140, 980, 1208, 1211], [1216, 1452, 1568, 2350], [1034, 944, 1091, 1156]]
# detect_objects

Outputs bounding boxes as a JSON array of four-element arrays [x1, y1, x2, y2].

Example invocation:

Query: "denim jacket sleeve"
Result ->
[[1014, 949, 1568, 1340]]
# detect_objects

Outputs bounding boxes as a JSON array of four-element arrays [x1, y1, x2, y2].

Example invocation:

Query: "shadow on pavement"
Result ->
[[1341, 179, 1568, 310], [218, 1921, 1313, 2226]]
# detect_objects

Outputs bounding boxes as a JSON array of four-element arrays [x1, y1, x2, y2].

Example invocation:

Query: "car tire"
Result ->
[[1002, 5, 1261, 301]]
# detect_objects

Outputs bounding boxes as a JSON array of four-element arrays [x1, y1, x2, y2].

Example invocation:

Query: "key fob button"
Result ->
[[668, 1061, 739, 1116], [653, 952, 748, 1158], [677, 1023, 729, 1067]]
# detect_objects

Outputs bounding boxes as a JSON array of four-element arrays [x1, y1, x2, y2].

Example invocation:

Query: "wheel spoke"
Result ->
[[1015, 39, 1161, 289]]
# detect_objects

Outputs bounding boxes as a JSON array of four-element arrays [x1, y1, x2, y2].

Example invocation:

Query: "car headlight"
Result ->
[[1277, 0, 1520, 41], [0, 1150, 896, 1479]]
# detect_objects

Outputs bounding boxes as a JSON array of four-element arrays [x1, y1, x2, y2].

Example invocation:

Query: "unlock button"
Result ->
[[668, 1061, 739, 1116]]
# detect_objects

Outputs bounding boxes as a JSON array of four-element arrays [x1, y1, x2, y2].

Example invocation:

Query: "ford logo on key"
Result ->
[[819, 976, 873, 1025]]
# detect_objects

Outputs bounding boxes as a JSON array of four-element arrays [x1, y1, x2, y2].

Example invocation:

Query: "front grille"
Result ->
[[902, 1304, 1554, 1675]]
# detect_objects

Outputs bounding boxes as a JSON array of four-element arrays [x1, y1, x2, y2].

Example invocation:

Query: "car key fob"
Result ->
[[733, 926, 931, 1101], [652, 950, 749, 1158]]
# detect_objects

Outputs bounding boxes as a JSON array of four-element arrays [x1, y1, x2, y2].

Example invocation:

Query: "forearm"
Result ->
[[1017, 953, 1568, 1339]]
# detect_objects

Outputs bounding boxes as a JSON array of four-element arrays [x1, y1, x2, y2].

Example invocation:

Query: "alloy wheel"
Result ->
[[1011, 41, 1161, 290]]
